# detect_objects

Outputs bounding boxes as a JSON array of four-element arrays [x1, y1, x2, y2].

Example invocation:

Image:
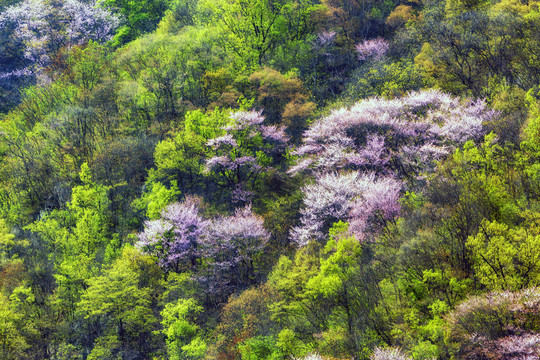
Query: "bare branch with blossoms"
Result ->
[[205, 110, 289, 206]]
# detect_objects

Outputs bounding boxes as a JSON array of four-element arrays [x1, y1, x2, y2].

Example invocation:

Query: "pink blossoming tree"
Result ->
[[0, 0, 119, 79], [138, 198, 269, 301], [205, 110, 289, 205], [356, 38, 389, 61], [137, 197, 206, 273], [290, 90, 497, 245]]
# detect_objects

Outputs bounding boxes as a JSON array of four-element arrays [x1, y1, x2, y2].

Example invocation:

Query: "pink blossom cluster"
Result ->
[[226, 110, 265, 130], [496, 333, 540, 359], [370, 347, 411, 360], [317, 30, 337, 46], [290, 90, 497, 245], [356, 38, 390, 61], [0, 0, 119, 78], [137, 197, 206, 272], [138, 198, 269, 298], [290, 172, 401, 245], [448, 288, 540, 359], [0, 67, 32, 79], [291, 90, 494, 176], [207, 134, 238, 148]]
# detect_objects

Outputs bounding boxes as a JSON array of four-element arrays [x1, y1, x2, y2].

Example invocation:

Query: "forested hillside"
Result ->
[[1, 0, 540, 358]]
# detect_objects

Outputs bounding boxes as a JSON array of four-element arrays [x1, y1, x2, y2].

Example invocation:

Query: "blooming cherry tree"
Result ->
[[198, 205, 270, 299], [137, 197, 206, 272], [290, 90, 497, 245], [356, 38, 389, 61], [291, 90, 495, 177], [290, 172, 401, 245], [0, 0, 119, 80], [138, 198, 269, 300], [205, 110, 289, 205]]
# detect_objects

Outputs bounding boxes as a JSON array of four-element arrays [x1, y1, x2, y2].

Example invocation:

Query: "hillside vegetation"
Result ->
[[1, 0, 540, 359]]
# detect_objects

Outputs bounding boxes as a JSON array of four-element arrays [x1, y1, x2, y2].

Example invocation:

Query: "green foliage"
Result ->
[[247, 67, 315, 138], [78, 246, 162, 356], [115, 26, 229, 125], [346, 59, 424, 100], [87, 336, 121, 360], [133, 180, 181, 219], [239, 336, 282, 360], [321, 0, 394, 45], [102, 0, 172, 45], [25, 164, 114, 319], [486, 86, 528, 144], [0, 43, 117, 226], [200, 0, 323, 68], [523, 87, 540, 146], [161, 298, 206, 360], [0, 292, 29, 359], [467, 216, 540, 290], [211, 284, 280, 360], [0, 217, 15, 257], [415, 0, 540, 97], [157, 0, 200, 33], [147, 108, 229, 200], [268, 251, 320, 357], [269, 223, 391, 359]]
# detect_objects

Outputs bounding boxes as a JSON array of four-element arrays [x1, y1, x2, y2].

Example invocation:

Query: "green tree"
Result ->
[[27, 163, 114, 320], [77, 246, 162, 357], [102, 0, 171, 45], [201, 0, 322, 67], [467, 216, 540, 290], [146, 108, 229, 202], [414, 0, 540, 97], [115, 27, 229, 132], [0, 217, 15, 259], [0, 292, 28, 359], [305, 223, 391, 357], [161, 298, 207, 360], [269, 223, 391, 359]]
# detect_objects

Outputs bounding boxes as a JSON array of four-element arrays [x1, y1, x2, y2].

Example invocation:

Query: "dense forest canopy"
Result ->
[[1, 0, 540, 359]]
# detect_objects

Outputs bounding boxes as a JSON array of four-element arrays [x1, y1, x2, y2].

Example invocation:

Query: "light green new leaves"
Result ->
[[0, 218, 14, 250], [78, 247, 160, 345], [200, 0, 322, 68], [0, 292, 29, 359], [467, 215, 540, 290], [161, 298, 207, 360], [306, 228, 363, 299]]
